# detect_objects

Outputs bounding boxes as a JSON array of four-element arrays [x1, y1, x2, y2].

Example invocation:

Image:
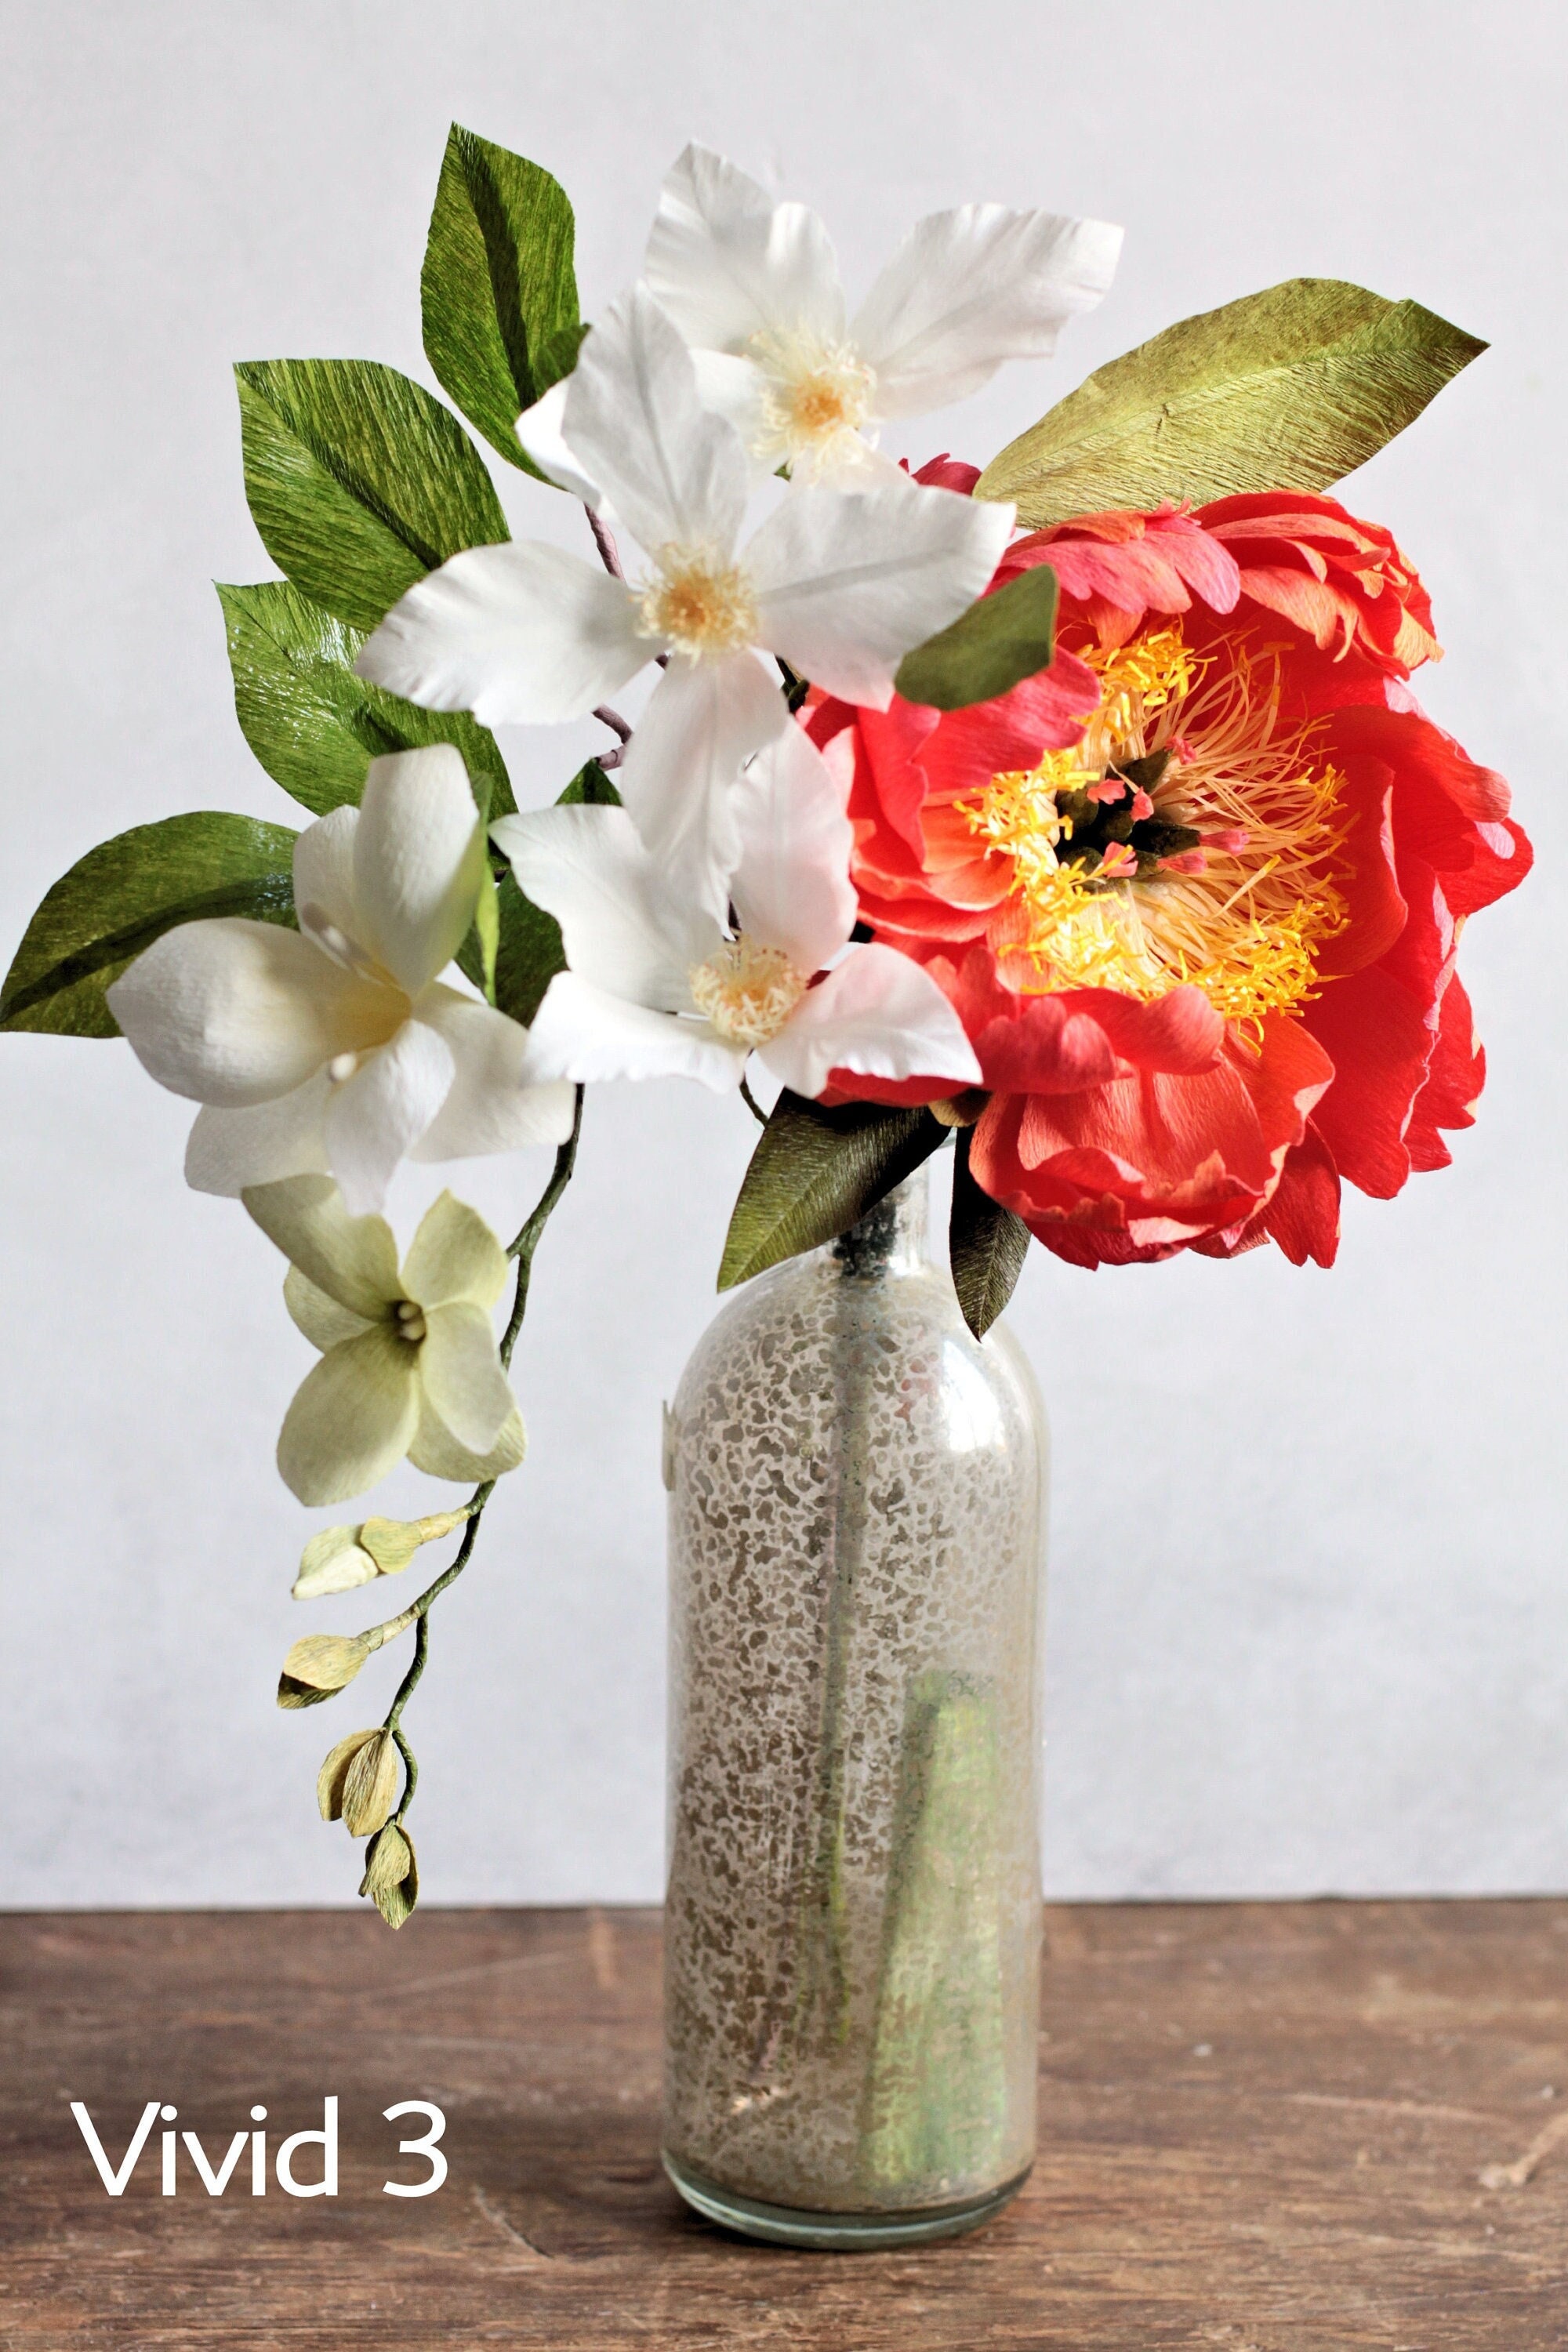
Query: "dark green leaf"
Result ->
[[894, 566, 1058, 711], [421, 124, 581, 474], [949, 1126, 1030, 1339], [467, 759, 621, 1021], [718, 1092, 946, 1291], [976, 281, 1487, 527], [235, 358, 509, 631], [2, 814, 298, 1038], [217, 579, 514, 822]]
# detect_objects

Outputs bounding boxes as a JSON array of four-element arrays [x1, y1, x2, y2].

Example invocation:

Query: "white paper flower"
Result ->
[[356, 286, 1014, 927], [106, 747, 575, 1215], [632, 143, 1122, 486], [244, 1175, 527, 1505], [492, 721, 982, 1102]]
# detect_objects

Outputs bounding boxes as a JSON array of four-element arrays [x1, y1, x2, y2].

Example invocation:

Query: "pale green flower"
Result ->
[[244, 1174, 525, 1507]]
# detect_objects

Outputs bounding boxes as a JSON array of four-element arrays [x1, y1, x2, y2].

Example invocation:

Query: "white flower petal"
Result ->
[[352, 747, 485, 993], [408, 986, 577, 1163], [325, 1018, 456, 1216], [184, 1072, 331, 1197], [401, 1189, 509, 1312], [746, 480, 1015, 709], [516, 376, 602, 503], [730, 724, 855, 975], [355, 543, 648, 728], [241, 1172, 401, 1318], [617, 652, 788, 928], [757, 943, 982, 1102], [561, 285, 749, 559], [277, 1325, 423, 1507], [107, 920, 390, 1108], [524, 970, 746, 1091], [492, 805, 713, 1007], [645, 143, 847, 350], [852, 206, 1123, 418], [284, 1263, 372, 1352], [292, 807, 361, 947], [408, 1394, 526, 1483], [416, 1300, 514, 1451]]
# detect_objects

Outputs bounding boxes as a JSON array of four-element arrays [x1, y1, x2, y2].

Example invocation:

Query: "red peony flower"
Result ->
[[809, 487, 1531, 1269]]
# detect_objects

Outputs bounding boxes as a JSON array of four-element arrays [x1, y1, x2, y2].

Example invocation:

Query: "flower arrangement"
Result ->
[[2, 131, 1528, 1926]]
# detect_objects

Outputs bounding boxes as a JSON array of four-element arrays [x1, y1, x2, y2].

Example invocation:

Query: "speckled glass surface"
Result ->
[[662, 1165, 1049, 2235]]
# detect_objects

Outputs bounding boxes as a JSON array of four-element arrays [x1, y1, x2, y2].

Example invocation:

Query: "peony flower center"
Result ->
[[747, 329, 877, 475], [960, 623, 1350, 1032], [688, 936, 808, 1047], [639, 549, 758, 659]]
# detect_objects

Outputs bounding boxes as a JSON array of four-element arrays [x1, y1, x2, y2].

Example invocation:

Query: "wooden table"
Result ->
[[4, 1903, 1567, 2348]]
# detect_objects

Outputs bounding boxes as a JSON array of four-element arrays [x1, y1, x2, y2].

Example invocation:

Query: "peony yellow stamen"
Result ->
[[960, 624, 1350, 1033], [689, 937, 808, 1048], [640, 550, 757, 657]]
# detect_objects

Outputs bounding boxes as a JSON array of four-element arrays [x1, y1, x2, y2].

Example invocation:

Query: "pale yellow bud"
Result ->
[[278, 1632, 375, 1708], [294, 1528, 379, 1600], [342, 1731, 400, 1837], [317, 1728, 380, 1820], [360, 1821, 419, 1929], [358, 1511, 468, 1577]]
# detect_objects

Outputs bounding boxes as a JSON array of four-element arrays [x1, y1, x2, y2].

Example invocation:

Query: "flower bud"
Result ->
[[360, 1821, 419, 1929], [293, 1512, 469, 1600], [342, 1730, 400, 1837], [359, 1511, 468, 1576], [277, 1632, 374, 1709], [317, 1728, 379, 1820]]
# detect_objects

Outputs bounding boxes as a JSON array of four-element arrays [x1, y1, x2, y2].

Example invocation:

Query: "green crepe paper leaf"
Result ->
[[1, 813, 298, 1039], [472, 862, 500, 1004], [949, 1126, 1031, 1340], [975, 280, 1488, 528], [894, 565, 1058, 713], [718, 1092, 946, 1291], [421, 124, 583, 474], [463, 758, 620, 1022], [217, 579, 514, 821], [235, 358, 510, 633]]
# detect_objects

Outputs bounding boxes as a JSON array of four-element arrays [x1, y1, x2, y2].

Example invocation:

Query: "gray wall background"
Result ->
[[2, 0, 1563, 1907]]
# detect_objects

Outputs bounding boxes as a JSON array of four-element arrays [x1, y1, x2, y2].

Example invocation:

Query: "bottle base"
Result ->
[[662, 2150, 1033, 2249]]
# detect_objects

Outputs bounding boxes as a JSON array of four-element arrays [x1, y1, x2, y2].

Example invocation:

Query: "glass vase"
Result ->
[[661, 1163, 1049, 2248]]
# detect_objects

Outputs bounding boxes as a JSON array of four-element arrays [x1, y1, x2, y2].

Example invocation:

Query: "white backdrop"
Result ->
[[2, 0, 1563, 1907]]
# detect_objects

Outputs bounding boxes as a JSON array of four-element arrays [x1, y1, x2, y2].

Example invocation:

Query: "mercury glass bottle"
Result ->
[[661, 1162, 1049, 2248]]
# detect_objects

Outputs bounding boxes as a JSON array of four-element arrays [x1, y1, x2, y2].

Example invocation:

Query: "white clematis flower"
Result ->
[[244, 1175, 528, 1506], [356, 286, 1015, 927], [492, 722, 982, 1102], [635, 143, 1123, 486], [107, 746, 575, 1215]]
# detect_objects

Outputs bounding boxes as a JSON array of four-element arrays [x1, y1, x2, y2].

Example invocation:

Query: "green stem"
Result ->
[[739, 1073, 768, 1127], [377, 1087, 585, 1816]]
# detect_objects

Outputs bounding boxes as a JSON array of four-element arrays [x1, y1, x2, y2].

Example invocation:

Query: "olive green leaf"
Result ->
[[949, 1125, 1030, 1340], [894, 565, 1058, 712], [235, 358, 509, 632], [421, 123, 583, 474], [217, 579, 514, 821], [976, 281, 1488, 528], [474, 757, 621, 1024], [0, 814, 298, 1039], [717, 1092, 946, 1291]]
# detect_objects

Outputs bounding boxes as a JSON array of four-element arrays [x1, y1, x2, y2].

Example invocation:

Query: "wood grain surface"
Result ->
[[4, 1902, 1568, 2348]]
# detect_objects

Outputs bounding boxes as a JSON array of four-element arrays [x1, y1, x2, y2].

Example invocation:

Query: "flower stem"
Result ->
[[375, 1087, 586, 1820]]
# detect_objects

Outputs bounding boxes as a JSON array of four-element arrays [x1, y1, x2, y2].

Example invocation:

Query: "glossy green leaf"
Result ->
[[717, 1092, 946, 1291], [468, 758, 620, 1022], [894, 566, 1058, 712], [235, 358, 509, 632], [949, 1125, 1030, 1338], [217, 579, 514, 820], [421, 124, 582, 474], [1, 814, 298, 1038], [976, 281, 1487, 527]]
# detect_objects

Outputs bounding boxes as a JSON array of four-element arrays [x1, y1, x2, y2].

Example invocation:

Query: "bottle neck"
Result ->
[[829, 1165, 930, 1278]]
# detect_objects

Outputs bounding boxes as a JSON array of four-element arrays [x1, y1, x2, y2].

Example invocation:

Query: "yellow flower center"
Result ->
[[688, 937, 808, 1047], [960, 624, 1349, 1033], [639, 550, 758, 658], [747, 329, 877, 475]]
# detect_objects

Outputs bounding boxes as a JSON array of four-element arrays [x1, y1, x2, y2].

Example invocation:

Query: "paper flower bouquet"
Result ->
[[3, 131, 1529, 1969]]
